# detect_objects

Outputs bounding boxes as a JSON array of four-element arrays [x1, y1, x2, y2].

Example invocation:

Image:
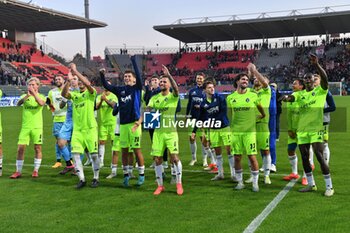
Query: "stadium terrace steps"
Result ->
[[0, 85, 23, 96], [255, 48, 297, 68], [112, 54, 133, 73], [325, 45, 344, 57], [146, 54, 173, 75]]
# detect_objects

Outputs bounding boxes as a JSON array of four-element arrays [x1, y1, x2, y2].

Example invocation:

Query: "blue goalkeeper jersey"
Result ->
[[186, 85, 205, 119], [198, 93, 229, 129], [100, 57, 142, 125], [101, 75, 142, 125]]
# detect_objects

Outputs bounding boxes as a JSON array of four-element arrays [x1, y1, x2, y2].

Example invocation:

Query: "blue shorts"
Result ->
[[53, 122, 64, 137], [288, 143, 298, 151], [58, 121, 73, 141]]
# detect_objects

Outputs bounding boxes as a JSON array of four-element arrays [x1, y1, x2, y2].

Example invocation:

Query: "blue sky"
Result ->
[[31, 0, 350, 60]]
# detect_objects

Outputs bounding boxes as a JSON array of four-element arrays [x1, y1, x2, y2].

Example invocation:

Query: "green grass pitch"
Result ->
[[0, 96, 349, 233]]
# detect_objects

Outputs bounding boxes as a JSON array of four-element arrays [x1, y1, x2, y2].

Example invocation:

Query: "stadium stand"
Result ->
[[255, 48, 297, 68]]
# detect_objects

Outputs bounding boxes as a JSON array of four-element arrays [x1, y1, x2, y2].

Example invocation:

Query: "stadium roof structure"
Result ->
[[154, 6, 350, 43], [0, 0, 107, 32]]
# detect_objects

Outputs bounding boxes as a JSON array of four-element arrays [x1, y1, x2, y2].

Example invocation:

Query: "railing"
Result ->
[[35, 38, 66, 60], [105, 36, 329, 56]]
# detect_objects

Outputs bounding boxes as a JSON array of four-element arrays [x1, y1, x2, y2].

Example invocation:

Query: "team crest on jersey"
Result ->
[[213, 98, 217, 102], [164, 97, 168, 102], [204, 104, 208, 108], [192, 91, 196, 95], [156, 100, 160, 104], [121, 91, 125, 95], [301, 96, 305, 100], [312, 92, 315, 96], [232, 99, 236, 103], [82, 94, 85, 98], [246, 98, 250, 102]]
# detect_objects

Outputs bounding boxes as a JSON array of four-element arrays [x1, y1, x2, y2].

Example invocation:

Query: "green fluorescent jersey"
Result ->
[[287, 92, 300, 131], [70, 89, 97, 131], [253, 86, 271, 124], [21, 94, 46, 129], [227, 89, 260, 133], [48, 87, 66, 122], [294, 86, 328, 132], [97, 93, 117, 126], [148, 92, 179, 133]]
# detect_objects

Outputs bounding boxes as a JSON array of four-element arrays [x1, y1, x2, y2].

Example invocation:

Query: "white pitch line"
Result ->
[[243, 179, 298, 233]]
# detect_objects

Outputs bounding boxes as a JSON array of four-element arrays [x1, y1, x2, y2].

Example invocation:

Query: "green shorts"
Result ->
[[120, 123, 142, 149], [99, 124, 116, 141], [112, 135, 120, 152], [256, 123, 270, 150], [209, 127, 231, 148], [297, 130, 323, 145], [71, 127, 98, 154], [323, 125, 329, 141], [151, 131, 179, 157], [232, 132, 257, 155], [18, 128, 43, 145]]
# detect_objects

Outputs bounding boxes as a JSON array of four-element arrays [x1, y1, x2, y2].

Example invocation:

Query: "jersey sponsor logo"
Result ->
[[300, 100, 316, 109], [192, 97, 203, 103], [233, 107, 250, 112], [24, 106, 39, 110], [121, 95, 132, 103], [55, 96, 63, 102], [74, 102, 85, 109], [206, 106, 219, 114]]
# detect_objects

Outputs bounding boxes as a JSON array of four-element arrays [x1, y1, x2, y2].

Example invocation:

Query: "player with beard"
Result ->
[[148, 65, 183, 195], [227, 73, 265, 192], [62, 64, 100, 189], [282, 55, 334, 197], [47, 75, 67, 169]]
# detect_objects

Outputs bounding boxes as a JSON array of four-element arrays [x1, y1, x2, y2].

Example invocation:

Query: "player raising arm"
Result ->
[[62, 63, 100, 189], [282, 54, 334, 197], [147, 65, 183, 195], [100, 56, 145, 187]]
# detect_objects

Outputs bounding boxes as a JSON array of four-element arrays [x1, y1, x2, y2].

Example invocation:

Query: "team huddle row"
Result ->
[[1, 55, 334, 196]]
